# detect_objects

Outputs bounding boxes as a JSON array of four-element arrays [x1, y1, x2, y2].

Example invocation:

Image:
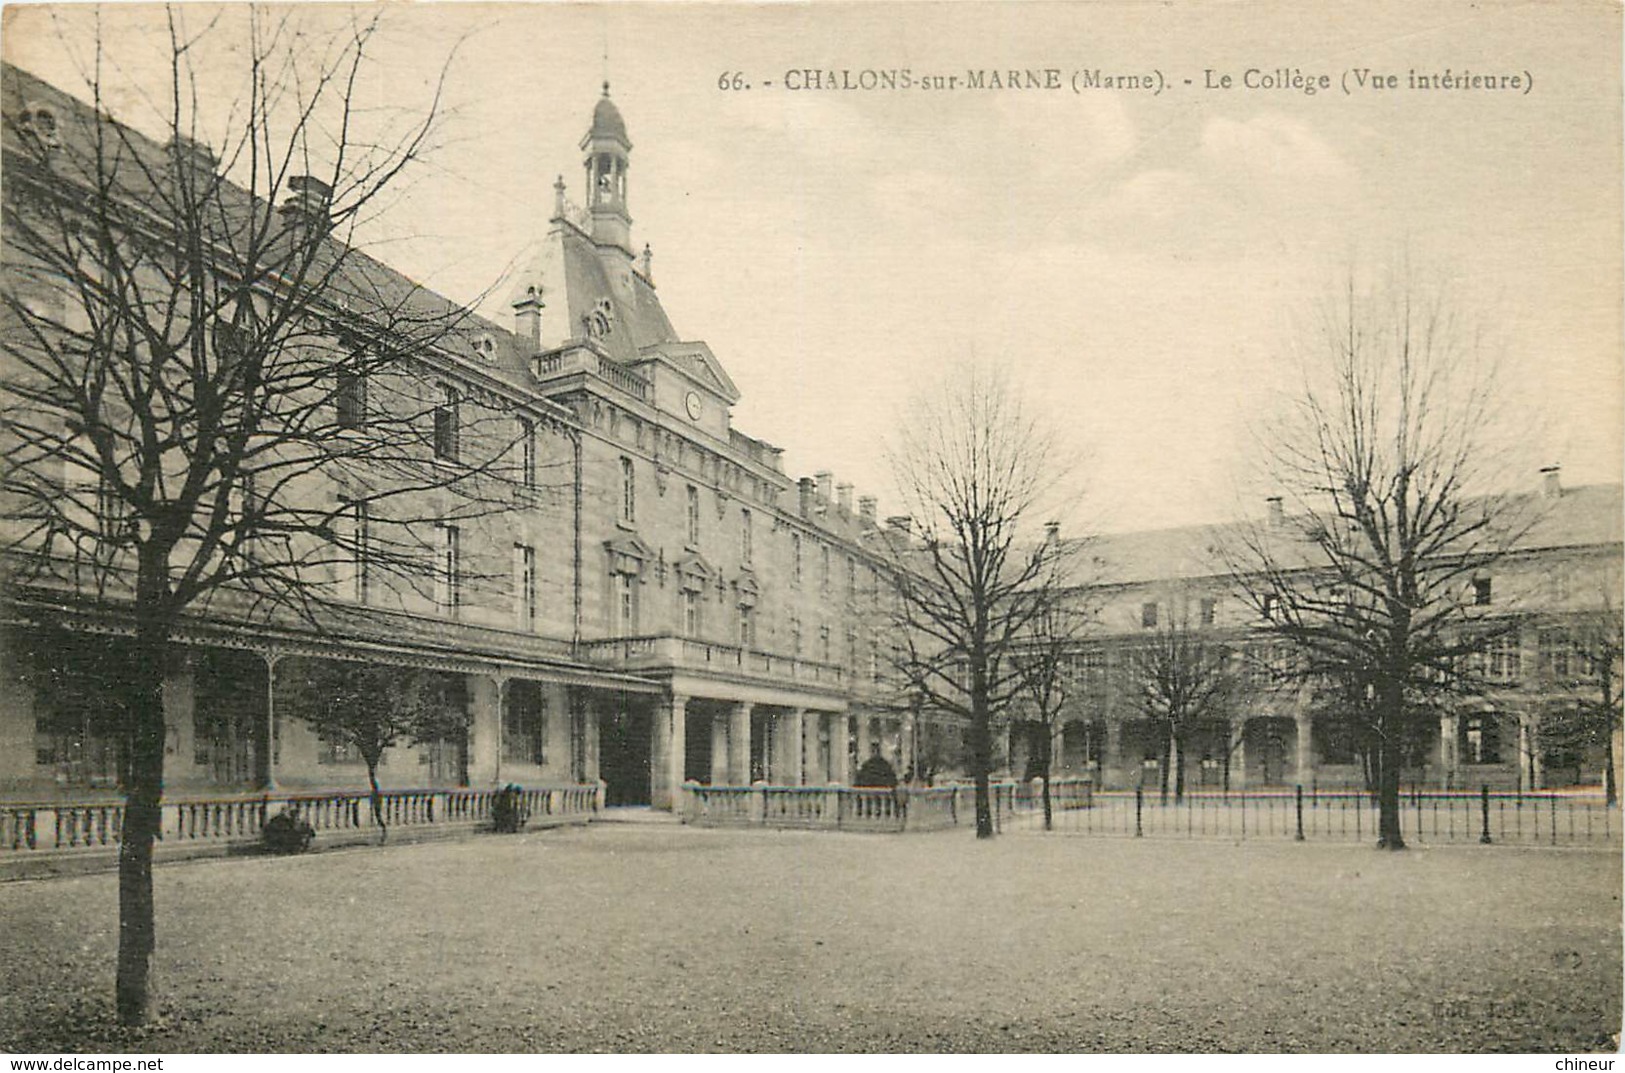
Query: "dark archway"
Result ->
[[599, 699, 652, 806]]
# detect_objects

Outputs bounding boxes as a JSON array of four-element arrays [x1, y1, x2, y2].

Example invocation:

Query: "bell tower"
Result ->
[[581, 82, 633, 254]]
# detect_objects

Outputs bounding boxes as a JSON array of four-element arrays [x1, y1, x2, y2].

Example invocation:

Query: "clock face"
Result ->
[[684, 391, 703, 421]]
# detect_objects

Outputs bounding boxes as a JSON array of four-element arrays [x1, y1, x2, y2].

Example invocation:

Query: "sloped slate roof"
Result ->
[[1073, 483, 1622, 588], [2, 62, 541, 399]]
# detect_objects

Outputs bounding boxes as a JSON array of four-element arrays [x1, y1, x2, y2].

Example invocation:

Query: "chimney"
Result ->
[[279, 175, 333, 234], [798, 477, 817, 517], [885, 515, 912, 535], [1540, 464, 1562, 499], [836, 483, 854, 513], [1044, 521, 1060, 545], [815, 471, 834, 502], [1266, 496, 1285, 529], [858, 496, 877, 524], [512, 285, 542, 350]]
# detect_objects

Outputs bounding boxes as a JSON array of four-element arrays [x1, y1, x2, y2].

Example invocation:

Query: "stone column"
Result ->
[[162, 652, 197, 789], [729, 701, 753, 784], [1439, 713, 1459, 790], [1519, 710, 1543, 791], [710, 711, 729, 785], [780, 709, 805, 786], [1104, 720, 1123, 789], [828, 713, 851, 784], [256, 652, 281, 791], [1295, 714, 1312, 787], [902, 712, 918, 779], [855, 713, 872, 766], [802, 711, 824, 785], [465, 673, 503, 787], [652, 693, 687, 810]]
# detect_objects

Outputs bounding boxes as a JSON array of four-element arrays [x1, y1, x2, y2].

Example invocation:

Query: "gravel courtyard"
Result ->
[[0, 825, 1618, 1053]]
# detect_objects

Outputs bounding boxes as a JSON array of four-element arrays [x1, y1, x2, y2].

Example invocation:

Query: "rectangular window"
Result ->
[[1141, 602, 1159, 629], [686, 485, 700, 547], [740, 508, 753, 564], [518, 417, 536, 489], [614, 573, 636, 634], [1460, 714, 1502, 765], [514, 543, 536, 630], [820, 545, 830, 591], [436, 524, 461, 615], [1538, 628, 1574, 680], [739, 605, 755, 648], [336, 370, 366, 429], [1473, 577, 1493, 606], [1261, 594, 1277, 621], [792, 533, 803, 585], [1484, 630, 1521, 683], [847, 557, 857, 596], [819, 624, 831, 663], [620, 457, 636, 522], [789, 613, 802, 657], [1199, 597, 1217, 626], [433, 385, 460, 462], [502, 683, 547, 766], [681, 589, 701, 638]]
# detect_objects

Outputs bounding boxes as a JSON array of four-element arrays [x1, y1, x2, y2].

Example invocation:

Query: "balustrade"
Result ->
[[0, 783, 601, 857]]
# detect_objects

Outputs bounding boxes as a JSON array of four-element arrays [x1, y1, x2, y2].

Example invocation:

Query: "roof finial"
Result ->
[[602, 80, 611, 98]]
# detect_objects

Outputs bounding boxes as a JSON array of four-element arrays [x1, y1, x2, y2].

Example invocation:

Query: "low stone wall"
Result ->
[[0, 783, 603, 879], [680, 778, 1094, 833]]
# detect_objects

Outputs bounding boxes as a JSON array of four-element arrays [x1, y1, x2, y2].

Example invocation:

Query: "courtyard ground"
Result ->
[[0, 825, 1618, 1053]]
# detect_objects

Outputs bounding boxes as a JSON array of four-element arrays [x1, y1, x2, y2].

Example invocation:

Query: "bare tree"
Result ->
[[1130, 602, 1233, 804], [276, 657, 470, 843], [1012, 590, 1090, 830], [885, 364, 1079, 839], [1225, 269, 1536, 850], [0, 11, 521, 1023], [1537, 602, 1623, 806]]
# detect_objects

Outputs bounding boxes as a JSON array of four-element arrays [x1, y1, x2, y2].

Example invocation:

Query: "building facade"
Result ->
[[2, 66, 1619, 813]]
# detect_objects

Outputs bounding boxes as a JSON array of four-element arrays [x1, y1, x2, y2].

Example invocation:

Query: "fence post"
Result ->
[[1135, 786, 1144, 838], [1295, 784, 1305, 841], [1479, 784, 1492, 844]]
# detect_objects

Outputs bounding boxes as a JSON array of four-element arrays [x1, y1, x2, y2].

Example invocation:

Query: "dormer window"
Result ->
[[471, 334, 497, 364], [20, 102, 60, 148], [1473, 577, 1493, 606]]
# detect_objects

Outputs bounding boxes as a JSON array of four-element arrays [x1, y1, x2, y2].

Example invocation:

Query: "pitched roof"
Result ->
[[1073, 483, 1622, 589]]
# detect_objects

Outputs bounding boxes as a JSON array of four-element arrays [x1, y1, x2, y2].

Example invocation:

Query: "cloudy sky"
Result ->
[[6, 2, 1620, 533]]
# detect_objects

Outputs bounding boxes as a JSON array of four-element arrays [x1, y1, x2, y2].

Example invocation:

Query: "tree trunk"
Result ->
[[969, 706, 994, 839], [367, 761, 388, 845], [1158, 729, 1172, 805], [1605, 704, 1618, 808], [117, 567, 170, 1026], [1174, 730, 1188, 804], [1040, 731, 1053, 832], [1375, 682, 1406, 850]]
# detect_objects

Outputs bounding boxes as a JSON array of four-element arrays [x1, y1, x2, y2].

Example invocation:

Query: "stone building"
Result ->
[[0, 67, 918, 810], [1005, 475, 1623, 793], [1, 64, 1618, 815]]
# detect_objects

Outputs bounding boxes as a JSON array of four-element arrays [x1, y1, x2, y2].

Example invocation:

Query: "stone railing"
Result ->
[[0, 783, 603, 857], [530, 348, 650, 402], [580, 635, 846, 687], [679, 778, 1093, 833]]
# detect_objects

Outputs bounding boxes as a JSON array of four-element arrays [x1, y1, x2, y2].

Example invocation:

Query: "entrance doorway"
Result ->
[[600, 701, 652, 806]]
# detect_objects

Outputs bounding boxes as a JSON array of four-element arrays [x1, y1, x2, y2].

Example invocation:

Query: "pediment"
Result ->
[[639, 341, 740, 404], [673, 551, 716, 591], [605, 534, 652, 575]]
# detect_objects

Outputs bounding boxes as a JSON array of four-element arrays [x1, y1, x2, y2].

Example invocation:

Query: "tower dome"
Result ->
[[580, 83, 633, 253], [588, 83, 630, 149]]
